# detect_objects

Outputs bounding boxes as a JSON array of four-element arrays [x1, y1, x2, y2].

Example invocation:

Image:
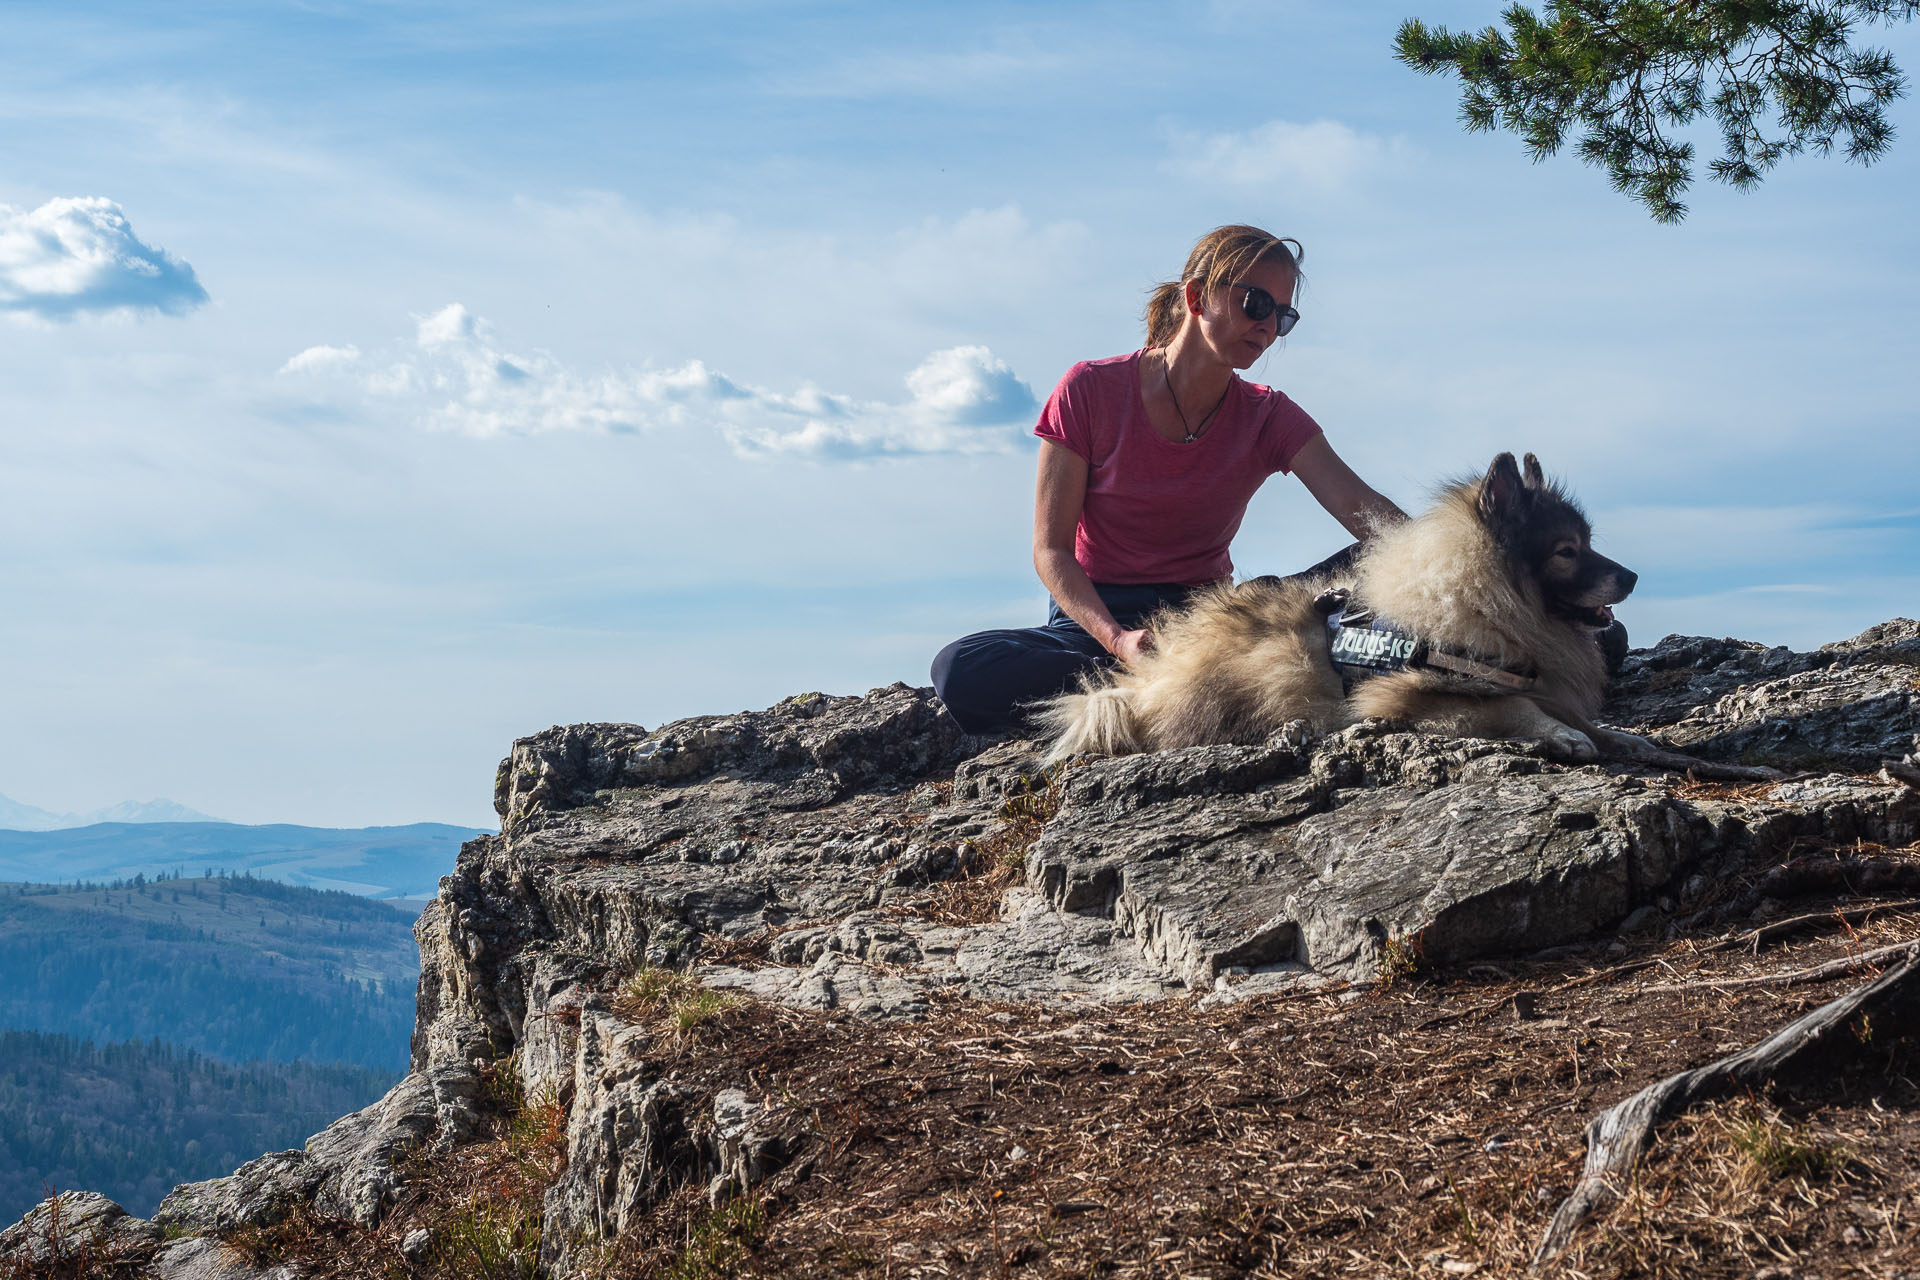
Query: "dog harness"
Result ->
[[1316, 589, 1537, 694]]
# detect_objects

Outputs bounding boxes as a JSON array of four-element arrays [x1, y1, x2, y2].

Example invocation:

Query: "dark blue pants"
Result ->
[[929, 583, 1197, 735], [930, 544, 1364, 735]]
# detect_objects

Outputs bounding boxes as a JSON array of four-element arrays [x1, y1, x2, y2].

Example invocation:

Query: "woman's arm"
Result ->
[[1288, 434, 1406, 539], [1033, 441, 1152, 665]]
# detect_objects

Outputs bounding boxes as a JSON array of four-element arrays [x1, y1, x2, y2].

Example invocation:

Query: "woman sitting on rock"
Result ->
[[930, 224, 1405, 735]]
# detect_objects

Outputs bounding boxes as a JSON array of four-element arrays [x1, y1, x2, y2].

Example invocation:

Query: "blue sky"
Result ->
[[2, 1, 1915, 828]]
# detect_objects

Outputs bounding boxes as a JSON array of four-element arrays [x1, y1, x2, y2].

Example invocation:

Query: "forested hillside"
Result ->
[[0, 821, 481, 900], [0, 875, 418, 1072], [0, 1030, 399, 1224]]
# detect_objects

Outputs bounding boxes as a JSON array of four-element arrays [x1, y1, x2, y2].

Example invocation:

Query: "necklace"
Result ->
[[1164, 355, 1232, 443]]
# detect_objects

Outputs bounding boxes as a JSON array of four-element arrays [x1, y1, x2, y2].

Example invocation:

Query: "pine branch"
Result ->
[[1396, 0, 1918, 220]]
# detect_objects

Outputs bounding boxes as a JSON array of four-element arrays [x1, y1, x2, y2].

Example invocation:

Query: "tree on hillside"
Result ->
[[1396, 1, 1917, 220]]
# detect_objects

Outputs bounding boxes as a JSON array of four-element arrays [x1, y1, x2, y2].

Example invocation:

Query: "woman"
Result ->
[[931, 225, 1405, 735]]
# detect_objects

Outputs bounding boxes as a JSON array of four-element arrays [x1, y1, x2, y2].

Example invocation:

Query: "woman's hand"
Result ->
[[1110, 628, 1155, 667]]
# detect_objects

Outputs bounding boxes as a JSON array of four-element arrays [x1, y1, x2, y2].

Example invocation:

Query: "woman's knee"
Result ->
[[930, 633, 1004, 733], [929, 636, 969, 705], [931, 628, 1097, 735]]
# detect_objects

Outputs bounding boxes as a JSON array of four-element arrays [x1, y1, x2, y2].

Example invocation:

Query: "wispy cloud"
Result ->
[[1594, 502, 1900, 573], [1629, 571, 1920, 650], [1164, 118, 1410, 194], [0, 197, 208, 321], [280, 304, 1039, 459], [772, 40, 1069, 99]]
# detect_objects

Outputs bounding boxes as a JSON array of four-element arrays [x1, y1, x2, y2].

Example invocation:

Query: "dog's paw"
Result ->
[[1590, 727, 1654, 758], [1541, 725, 1599, 762]]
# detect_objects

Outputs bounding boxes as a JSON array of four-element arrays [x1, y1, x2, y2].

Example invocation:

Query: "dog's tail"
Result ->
[[1039, 685, 1141, 763]]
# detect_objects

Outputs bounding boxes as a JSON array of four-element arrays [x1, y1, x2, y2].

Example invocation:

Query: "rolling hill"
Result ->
[[0, 821, 486, 901], [0, 875, 420, 1071]]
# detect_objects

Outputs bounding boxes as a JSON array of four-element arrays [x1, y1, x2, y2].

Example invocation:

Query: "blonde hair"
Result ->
[[1144, 226, 1304, 349]]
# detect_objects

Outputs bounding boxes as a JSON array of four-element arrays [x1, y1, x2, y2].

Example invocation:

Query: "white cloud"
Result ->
[[416, 303, 481, 349], [724, 346, 1036, 459], [1165, 118, 1410, 194], [278, 344, 361, 375], [0, 197, 208, 320], [283, 305, 1039, 458], [904, 345, 1035, 424]]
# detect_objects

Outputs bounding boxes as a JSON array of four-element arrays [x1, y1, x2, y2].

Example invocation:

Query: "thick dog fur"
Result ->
[[1040, 452, 1638, 764]]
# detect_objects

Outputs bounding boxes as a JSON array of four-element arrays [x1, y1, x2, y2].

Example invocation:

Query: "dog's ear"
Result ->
[[1522, 453, 1545, 491], [1478, 452, 1530, 526]]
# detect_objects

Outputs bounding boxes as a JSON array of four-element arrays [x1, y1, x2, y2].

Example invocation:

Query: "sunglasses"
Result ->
[[1231, 282, 1300, 336]]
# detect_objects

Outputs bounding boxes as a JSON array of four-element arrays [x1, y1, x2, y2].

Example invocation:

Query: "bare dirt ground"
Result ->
[[594, 905, 1920, 1280]]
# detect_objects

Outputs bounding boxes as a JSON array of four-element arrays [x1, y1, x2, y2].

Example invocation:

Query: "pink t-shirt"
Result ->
[[1034, 351, 1324, 585]]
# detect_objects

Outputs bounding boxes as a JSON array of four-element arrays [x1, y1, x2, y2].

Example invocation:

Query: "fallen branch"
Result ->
[[1642, 938, 1920, 994], [1593, 728, 1784, 781], [1751, 856, 1920, 902], [1533, 943, 1920, 1266], [1709, 898, 1920, 955], [1691, 855, 1920, 932], [1548, 899, 1920, 994], [1553, 959, 1660, 991]]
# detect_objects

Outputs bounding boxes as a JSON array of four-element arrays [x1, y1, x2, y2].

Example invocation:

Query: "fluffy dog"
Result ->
[[1041, 452, 1640, 763]]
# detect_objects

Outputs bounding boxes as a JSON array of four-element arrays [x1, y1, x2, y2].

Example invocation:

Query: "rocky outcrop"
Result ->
[[0, 1193, 163, 1264], [6, 619, 1916, 1277]]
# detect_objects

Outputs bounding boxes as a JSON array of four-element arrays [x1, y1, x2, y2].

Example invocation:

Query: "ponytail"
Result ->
[[1143, 281, 1187, 350]]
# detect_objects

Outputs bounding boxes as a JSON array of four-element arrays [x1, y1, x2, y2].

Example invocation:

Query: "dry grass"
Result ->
[[1554, 1097, 1886, 1278], [911, 768, 1065, 928], [10, 910, 1916, 1280], [548, 898, 1920, 1280], [614, 965, 743, 1032], [203, 1057, 572, 1280]]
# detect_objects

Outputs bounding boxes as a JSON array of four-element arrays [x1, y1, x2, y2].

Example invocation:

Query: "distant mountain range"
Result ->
[[0, 821, 490, 901], [0, 792, 221, 830]]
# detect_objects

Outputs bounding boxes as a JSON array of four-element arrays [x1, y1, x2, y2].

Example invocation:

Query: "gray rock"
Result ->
[[1617, 905, 1668, 935], [1028, 745, 1713, 984], [1656, 661, 1919, 770], [155, 1150, 320, 1234], [149, 1235, 278, 1280], [308, 1062, 482, 1224], [494, 684, 973, 829], [706, 1088, 787, 1206], [537, 1005, 696, 1268], [1604, 617, 1919, 734], [0, 1191, 161, 1264]]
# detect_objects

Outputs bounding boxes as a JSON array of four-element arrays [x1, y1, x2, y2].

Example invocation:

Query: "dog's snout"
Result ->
[[1614, 567, 1638, 599]]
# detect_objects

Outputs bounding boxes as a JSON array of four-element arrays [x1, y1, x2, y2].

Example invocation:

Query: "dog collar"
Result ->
[[1318, 590, 1537, 693]]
